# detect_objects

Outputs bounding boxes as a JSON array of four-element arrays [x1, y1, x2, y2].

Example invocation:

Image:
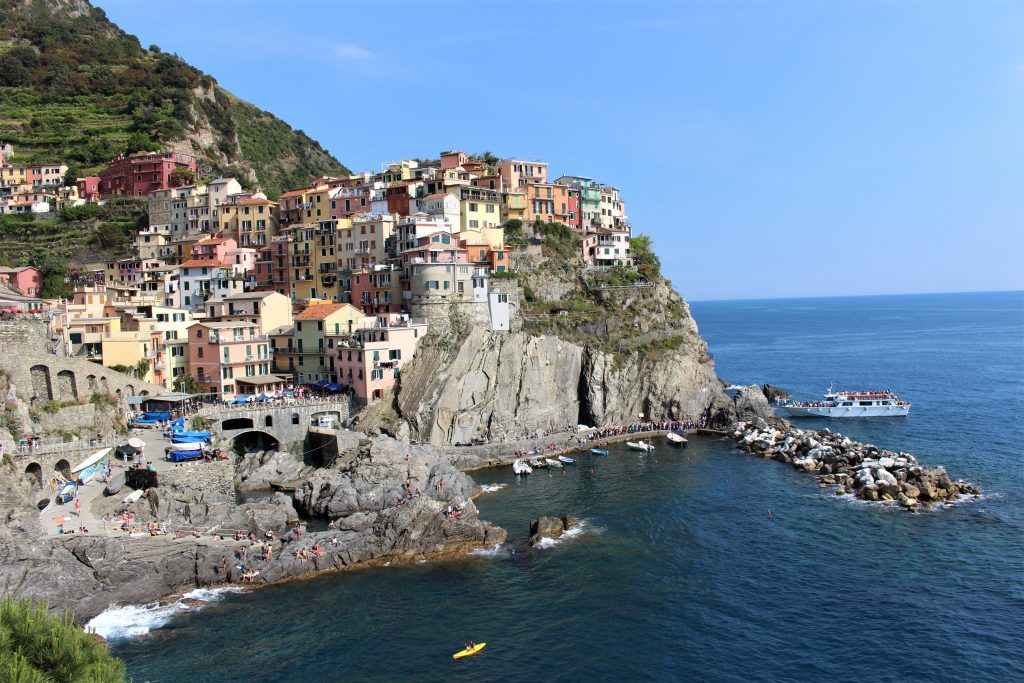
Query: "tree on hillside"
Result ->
[[630, 234, 661, 280], [0, 596, 126, 682]]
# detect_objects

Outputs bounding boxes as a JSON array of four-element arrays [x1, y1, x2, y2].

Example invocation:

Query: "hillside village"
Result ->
[[0, 145, 638, 409]]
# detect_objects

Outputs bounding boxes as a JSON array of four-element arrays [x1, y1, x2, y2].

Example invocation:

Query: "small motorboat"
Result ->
[[666, 432, 688, 448], [56, 482, 77, 504], [528, 457, 545, 468], [36, 497, 52, 513], [544, 458, 563, 468], [557, 455, 576, 465], [590, 448, 609, 457], [627, 440, 654, 452], [512, 459, 533, 475], [453, 642, 486, 660]]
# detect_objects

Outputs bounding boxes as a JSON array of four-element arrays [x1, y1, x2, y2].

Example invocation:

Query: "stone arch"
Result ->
[[30, 365, 52, 402], [140, 390, 150, 397], [232, 430, 280, 453], [86, 374, 97, 394], [291, 413, 300, 425], [24, 462, 42, 487], [115, 388, 122, 400], [55, 370, 78, 400], [222, 417, 254, 431], [125, 384, 135, 397], [264, 415, 273, 427], [100, 376, 109, 395], [54, 459, 71, 479]]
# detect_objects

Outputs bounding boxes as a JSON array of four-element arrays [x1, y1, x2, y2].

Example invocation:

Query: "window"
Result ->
[[197, 347, 204, 358]]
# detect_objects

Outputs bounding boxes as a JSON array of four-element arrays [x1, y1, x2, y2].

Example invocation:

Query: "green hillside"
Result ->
[[0, 0, 348, 198]]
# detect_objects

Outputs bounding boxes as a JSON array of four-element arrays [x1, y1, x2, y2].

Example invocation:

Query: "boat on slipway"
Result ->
[[512, 459, 533, 475], [557, 455, 576, 465], [778, 386, 911, 418], [666, 432, 688, 448], [56, 481, 77, 504]]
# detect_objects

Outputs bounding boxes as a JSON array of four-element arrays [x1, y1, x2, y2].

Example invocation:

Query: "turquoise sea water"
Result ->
[[109, 291, 1024, 682]]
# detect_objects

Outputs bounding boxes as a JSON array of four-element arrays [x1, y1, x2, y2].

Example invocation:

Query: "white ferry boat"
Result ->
[[778, 387, 910, 418]]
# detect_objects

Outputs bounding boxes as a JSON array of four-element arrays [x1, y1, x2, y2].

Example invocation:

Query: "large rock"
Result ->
[[528, 515, 578, 546]]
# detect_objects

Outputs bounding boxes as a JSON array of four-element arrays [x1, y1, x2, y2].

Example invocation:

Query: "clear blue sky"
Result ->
[[99, 0, 1024, 301]]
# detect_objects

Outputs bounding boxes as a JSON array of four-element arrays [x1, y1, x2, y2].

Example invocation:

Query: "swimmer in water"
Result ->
[[768, 508, 774, 519]]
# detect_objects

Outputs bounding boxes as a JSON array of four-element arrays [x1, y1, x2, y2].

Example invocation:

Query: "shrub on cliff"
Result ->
[[0, 597, 126, 682]]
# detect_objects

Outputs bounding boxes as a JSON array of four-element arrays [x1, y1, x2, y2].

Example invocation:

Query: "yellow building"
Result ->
[[221, 196, 280, 248], [293, 303, 372, 385], [289, 219, 351, 304], [458, 186, 502, 232], [204, 291, 293, 336]]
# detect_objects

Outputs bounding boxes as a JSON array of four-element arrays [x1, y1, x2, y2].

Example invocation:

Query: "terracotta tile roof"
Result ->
[[179, 259, 227, 269], [294, 303, 348, 320], [278, 189, 309, 198]]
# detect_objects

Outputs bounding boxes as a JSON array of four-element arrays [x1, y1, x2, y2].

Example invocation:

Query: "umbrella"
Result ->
[[326, 383, 343, 392], [127, 437, 145, 449], [257, 393, 268, 401], [53, 515, 65, 525], [314, 380, 330, 388]]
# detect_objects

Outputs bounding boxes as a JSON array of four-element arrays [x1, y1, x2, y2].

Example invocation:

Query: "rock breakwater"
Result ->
[[729, 421, 980, 511]]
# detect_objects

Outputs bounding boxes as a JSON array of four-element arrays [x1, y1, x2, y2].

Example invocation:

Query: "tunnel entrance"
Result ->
[[232, 430, 280, 454]]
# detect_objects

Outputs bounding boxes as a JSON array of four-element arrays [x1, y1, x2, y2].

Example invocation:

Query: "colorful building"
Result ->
[[335, 314, 428, 402], [0, 266, 41, 296], [293, 303, 372, 385], [186, 320, 279, 399], [99, 151, 197, 197]]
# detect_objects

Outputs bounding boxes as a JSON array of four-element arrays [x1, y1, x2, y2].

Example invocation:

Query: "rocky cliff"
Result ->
[[360, 256, 766, 446]]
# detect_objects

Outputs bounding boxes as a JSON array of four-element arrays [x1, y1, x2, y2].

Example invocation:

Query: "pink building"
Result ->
[[350, 266, 404, 315], [0, 266, 40, 296], [77, 176, 100, 201], [99, 151, 197, 197], [440, 150, 469, 170], [191, 236, 237, 262], [335, 314, 428, 402], [186, 320, 280, 399]]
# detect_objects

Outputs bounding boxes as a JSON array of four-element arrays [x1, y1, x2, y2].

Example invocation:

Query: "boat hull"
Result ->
[[782, 405, 910, 418], [590, 449, 609, 457]]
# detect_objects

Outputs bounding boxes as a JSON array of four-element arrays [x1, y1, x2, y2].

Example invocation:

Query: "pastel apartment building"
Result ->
[[335, 314, 428, 402], [204, 291, 293, 335], [582, 227, 633, 269], [292, 303, 372, 386], [99, 151, 197, 197], [186, 320, 278, 399]]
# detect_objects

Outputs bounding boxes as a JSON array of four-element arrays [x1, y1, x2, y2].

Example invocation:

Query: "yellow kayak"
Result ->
[[453, 642, 486, 660]]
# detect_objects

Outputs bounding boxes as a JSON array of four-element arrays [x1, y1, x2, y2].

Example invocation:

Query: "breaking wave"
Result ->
[[86, 587, 244, 640]]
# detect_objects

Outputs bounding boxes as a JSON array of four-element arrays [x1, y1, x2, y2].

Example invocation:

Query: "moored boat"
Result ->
[[557, 455, 576, 465], [666, 432, 688, 448], [627, 440, 654, 452], [56, 481, 77, 504], [512, 459, 533, 475], [590, 448, 609, 457], [544, 457, 563, 468], [528, 457, 545, 468], [778, 386, 911, 418]]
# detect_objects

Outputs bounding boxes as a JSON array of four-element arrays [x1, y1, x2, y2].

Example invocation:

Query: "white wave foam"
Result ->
[[479, 483, 507, 493], [86, 601, 188, 640], [469, 542, 507, 558], [86, 587, 245, 640]]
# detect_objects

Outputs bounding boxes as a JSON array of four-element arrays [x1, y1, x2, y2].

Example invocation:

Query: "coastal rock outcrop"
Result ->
[[528, 515, 578, 546], [0, 434, 505, 622], [728, 422, 980, 511]]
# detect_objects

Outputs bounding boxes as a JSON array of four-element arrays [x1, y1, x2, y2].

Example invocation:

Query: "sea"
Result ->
[[100, 291, 1024, 682]]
